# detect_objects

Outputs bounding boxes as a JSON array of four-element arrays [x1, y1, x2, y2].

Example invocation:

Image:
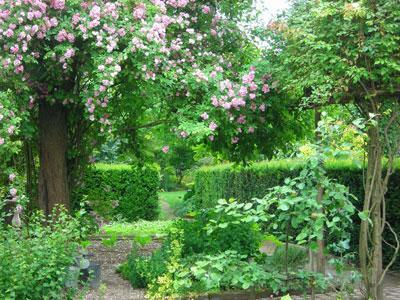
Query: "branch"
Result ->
[[295, 89, 400, 110], [378, 221, 400, 286], [121, 119, 169, 132]]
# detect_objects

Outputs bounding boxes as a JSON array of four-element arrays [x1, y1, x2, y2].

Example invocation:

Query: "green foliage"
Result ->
[[194, 159, 400, 269], [0, 206, 89, 299], [74, 164, 160, 221], [173, 208, 263, 257], [263, 0, 400, 107], [263, 246, 308, 272], [119, 243, 169, 289]]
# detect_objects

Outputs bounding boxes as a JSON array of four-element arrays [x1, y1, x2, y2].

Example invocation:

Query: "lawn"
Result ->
[[158, 190, 187, 219], [101, 220, 173, 238]]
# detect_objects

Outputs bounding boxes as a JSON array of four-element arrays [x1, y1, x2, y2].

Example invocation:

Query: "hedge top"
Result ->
[[197, 158, 400, 173]]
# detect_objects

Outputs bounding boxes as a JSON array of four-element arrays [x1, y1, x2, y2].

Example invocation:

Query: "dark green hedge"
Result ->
[[194, 159, 400, 270], [75, 164, 160, 221]]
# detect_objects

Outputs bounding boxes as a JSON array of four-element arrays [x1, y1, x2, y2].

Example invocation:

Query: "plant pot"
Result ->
[[80, 261, 101, 289]]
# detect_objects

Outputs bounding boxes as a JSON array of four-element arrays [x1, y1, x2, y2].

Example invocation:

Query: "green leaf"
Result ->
[[244, 203, 252, 210], [358, 211, 369, 221], [278, 202, 290, 211]]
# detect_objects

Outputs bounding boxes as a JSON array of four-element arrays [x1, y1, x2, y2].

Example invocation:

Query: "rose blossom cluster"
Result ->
[[0, 96, 21, 204], [197, 67, 272, 144]]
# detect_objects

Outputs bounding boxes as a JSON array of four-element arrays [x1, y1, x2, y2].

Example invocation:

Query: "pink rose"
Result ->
[[209, 121, 218, 131], [162, 146, 169, 153], [202, 6, 211, 14]]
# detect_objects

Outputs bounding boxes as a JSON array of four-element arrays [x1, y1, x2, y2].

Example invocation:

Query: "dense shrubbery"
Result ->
[[74, 164, 160, 221], [0, 206, 90, 299], [193, 159, 400, 269], [119, 199, 337, 299]]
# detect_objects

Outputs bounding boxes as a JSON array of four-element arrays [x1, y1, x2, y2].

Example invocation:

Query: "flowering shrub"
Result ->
[[0, 91, 26, 223]]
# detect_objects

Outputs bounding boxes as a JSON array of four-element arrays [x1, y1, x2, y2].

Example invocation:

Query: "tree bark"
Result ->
[[38, 100, 70, 215], [314, 109, 325, 274], [359, 124, 384, 299]]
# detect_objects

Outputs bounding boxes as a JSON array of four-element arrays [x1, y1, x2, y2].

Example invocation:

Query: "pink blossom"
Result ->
[[202, 5, 211, 14], [9, 173, 16, 182], [231, 137, 239, 144], [133, 4, 146, 20], [90, 5, 101, 19], [0, 138, 4, 145], [162, 145, 169, 153], [211, 96, 219, 107], [210, 29, 217, 36], [72, 13, 81, 25], [10, 45, 19, 54], [51, 0, 65, 10], [259, 104, 266, 112], [248, 127, 255, 133], [64, 48, 75, 58], [98, 65, 105, 71], [180, 131, 188, 138], [249, 93, 256, 99], [209, 121, 218, 131], [209, 135, 214, 141], [201, 112, 209, 120], [7, 125, 15, 135], [237, 115, 246, 124], [262, 84, 270, 93], [238, 86, 248, 97]]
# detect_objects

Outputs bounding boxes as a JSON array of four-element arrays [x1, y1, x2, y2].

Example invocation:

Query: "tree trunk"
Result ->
[[314, 109, 325, 274], [359, 124, 384, 299], [38, 100, 70, 215], [316, 185, 325, 274]]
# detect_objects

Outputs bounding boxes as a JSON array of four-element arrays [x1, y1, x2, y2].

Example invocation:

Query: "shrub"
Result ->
[[172, 206, 263, 257], [119, 243, 169, 288], [194, 159, 400, 269], [74, 164, 160, 221], [0, 206, 89, 299]]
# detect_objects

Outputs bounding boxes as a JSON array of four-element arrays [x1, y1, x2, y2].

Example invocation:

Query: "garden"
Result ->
[[0, 0, 399, 299]]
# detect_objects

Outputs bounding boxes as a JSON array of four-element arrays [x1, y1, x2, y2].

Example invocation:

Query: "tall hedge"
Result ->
[[75, 164, 160, 221], [194, 159, 400, 270]]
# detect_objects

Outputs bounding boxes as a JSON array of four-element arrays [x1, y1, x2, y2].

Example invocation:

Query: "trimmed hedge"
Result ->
[[194, 159, 400, 270], [75, 164, 160, 221]]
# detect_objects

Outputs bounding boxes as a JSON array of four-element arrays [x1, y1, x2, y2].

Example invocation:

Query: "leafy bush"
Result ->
[[194, 159, 400, 269], [119, 243, 169, 288], [0, 206, 89, 299], [74, 164, 160, 221], [173, 208, 263, 257]]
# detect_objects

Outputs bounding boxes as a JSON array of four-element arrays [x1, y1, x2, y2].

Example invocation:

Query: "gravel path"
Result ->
[[82, 239, 160, 300]]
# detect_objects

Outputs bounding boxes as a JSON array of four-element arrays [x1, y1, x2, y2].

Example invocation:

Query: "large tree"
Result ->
[[263, 0, 400, 298], [1, 0, 283, 213]]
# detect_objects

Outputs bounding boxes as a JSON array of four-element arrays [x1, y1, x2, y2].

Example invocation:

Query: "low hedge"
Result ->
[[194, 159, 400, 270], [75, 164, 160, 221]]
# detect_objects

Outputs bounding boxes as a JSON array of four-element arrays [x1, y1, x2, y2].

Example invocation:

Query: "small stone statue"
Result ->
[[11, 204, 23, 228]]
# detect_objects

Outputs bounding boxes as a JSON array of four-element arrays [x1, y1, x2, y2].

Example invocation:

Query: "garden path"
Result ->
[[83, 239, 159, 300]]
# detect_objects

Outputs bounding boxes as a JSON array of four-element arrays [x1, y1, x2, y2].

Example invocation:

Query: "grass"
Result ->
[[101, 220, 174, 238], [158, 190, 187, 219]]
